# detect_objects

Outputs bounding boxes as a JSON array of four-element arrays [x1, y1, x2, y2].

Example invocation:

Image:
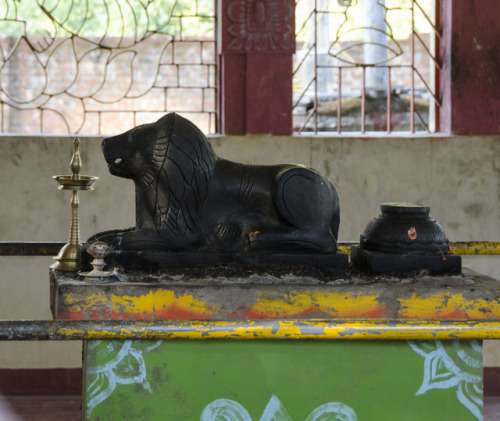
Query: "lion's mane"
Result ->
[[139, 113, 217, 239]]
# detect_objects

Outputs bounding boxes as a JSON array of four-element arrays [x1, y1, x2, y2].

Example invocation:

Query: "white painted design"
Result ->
[[200, 395, 357, 421], [260, 395, 292, 421], [86, 340, 161, 416], [408, 340, 483, 420], [201, 399, 252, 421], [305, 402, 358, 421]]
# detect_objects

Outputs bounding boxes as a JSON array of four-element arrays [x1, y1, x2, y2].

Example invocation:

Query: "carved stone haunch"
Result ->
[[86, 113, 346, 272]]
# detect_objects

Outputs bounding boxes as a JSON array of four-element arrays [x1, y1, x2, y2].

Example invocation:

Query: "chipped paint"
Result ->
[[62, 290, 217, 320], [247, 290, 389, 319], [57, 284, 500, 322], [2, 319, 500, 341], [398, 292, 500, 320], [450, 241, 500, 256], [52, 267, 500, 331], [59, 289, 392, 320]]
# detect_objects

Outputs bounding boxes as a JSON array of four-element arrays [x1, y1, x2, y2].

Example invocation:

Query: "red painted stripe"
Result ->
[[0, 369, 82, 396], [485, 367, 500, 397], [0, 367, 498, 396]]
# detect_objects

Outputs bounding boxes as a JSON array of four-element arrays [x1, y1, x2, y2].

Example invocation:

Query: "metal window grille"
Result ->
[[293, 0, 442, 134], [0, 0, 217, 135]]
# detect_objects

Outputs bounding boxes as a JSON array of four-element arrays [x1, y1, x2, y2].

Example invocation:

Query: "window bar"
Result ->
[[313, 0, 318, 134], [293, 44, 316, 90], [298, 107, 317, 134], [295, 78, 317, 134], [434, 0, 442, 133], [295, 10, 316, 40], [414, 32, 442, 69], [293, 44, 315, 73], [414, 107, 430, 132], [361, 66, 366, 133], [337, 67, 342, 134], [414, 68, 441, 107], [414, 0, 442, 39], [387, 66, 392, 133], [410, 1, 415, 133], [214, 5, 219, 134], [293, 78, 316, 109], [214, 6, 219, 125]]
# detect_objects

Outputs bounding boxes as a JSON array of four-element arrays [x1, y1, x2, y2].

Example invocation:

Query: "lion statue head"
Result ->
[[102, 113, 217, 245]]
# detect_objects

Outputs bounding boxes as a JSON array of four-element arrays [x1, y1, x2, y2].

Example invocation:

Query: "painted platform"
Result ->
[[83, 339, 483, 420], [51, 268, 500, 321], [51, 268, 500, 420]]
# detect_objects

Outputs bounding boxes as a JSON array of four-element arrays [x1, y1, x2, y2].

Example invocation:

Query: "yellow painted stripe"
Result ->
[[61, 288, 500, 320], [338, 241, 500, 255], [450, 241, 500, 256], [3, 319, 500, 341], [337, 242, 357, 254], [397, 292, 500, 319], [61, 289, 390, 319], [77, 320, 500, 340]]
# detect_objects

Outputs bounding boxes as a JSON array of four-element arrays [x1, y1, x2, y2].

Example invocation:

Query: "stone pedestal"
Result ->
[[51, 268, 500, 420]]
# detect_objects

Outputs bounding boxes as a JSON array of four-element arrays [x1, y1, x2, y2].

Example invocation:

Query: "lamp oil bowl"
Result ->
[[51, 138, 98, 272], [80, 241, 114, 278], [351, 203, 461, 275], [54, 175, 97, 191]]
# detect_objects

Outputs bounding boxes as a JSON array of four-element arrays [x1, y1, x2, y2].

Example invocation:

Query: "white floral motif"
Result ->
[[408, 340, 483, 420], [200, 394, 358, 421], [86, 340, 162, 416]]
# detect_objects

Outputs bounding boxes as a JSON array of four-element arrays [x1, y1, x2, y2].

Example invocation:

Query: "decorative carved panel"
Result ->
[[222, 0, 295, 53]]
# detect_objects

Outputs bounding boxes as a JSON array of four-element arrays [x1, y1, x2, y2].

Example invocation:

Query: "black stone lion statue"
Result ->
[[89, 113, 341, 255]]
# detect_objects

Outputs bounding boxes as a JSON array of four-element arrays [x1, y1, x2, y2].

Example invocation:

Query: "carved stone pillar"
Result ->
[[218, 0, 295, 135]]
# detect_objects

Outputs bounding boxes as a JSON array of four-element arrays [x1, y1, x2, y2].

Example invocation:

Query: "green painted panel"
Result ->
[[84, 340, 483, 420]]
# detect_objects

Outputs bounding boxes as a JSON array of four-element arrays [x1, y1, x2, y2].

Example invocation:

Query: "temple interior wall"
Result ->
[[0, 133, 499, 367]]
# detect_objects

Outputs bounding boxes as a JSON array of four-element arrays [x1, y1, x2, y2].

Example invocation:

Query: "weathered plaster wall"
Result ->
[[0, 134, 499, 367], [212, 135, 500, 242]]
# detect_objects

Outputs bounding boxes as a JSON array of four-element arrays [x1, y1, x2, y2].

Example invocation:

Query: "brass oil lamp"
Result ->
[[51, 138, 98, 271]]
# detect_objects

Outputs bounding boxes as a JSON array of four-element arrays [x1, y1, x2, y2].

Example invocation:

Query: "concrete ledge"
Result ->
[[51, 268, 500, 321]]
